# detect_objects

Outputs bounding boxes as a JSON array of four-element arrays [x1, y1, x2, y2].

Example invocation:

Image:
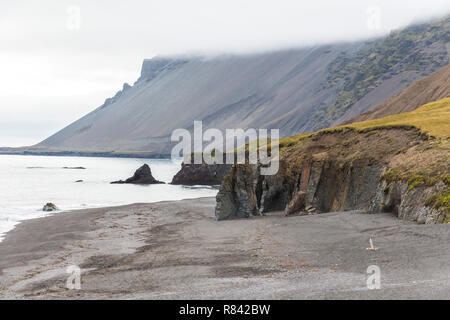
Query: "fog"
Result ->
[[0, 0, 449, 146]]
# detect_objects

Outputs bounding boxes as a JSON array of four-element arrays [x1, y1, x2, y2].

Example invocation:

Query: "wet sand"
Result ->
[[0, 197, 449, 299]]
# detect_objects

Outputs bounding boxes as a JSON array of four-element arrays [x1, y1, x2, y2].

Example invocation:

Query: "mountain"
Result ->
[[33, 16, 449, 156], [347, 63, 450, 123]]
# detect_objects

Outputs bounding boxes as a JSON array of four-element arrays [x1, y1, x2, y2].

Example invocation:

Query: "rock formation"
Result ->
[[215, 108, 450, 224], [283, 191, 306, 216], [371, 180, 448, 224], [43, 203, 58, 211], [216, 157, 387, 220], [171, 161, 231, 185], [111, 164, 164, 184], [215, 165, 260, 220]]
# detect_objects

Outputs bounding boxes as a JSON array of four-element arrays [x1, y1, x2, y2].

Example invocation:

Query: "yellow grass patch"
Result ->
[[278, 96, 450, 151], [341, 97, 450, 139]]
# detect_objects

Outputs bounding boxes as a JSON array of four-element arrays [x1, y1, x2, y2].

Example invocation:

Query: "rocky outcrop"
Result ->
[[43, 203, 58, 211], [283, 191, 306, 216], [111, 164, 164, 184], [216, 159, 386, 219], [138, 58, 188, 82], [214, 127, 449, 223], [370, 180, 448, 224], [100, 83, 131, 110], [215, 165, 260, 220], [171, 157, 231, 185]]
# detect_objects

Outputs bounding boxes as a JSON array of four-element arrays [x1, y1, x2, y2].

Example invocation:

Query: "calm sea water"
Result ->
[[0, 155, 218, 241]]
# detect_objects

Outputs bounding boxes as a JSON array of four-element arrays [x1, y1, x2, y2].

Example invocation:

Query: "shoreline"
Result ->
[[0, 150, 171, 159], [1, 197, 449, 299], [0, 154, 213, 245]]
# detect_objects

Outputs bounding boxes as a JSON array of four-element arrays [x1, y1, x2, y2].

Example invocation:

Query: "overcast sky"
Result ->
[[1, 0, 449, 147]]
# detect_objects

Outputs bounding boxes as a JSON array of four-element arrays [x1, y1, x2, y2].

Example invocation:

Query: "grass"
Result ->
[[280, 96, 450, 151], [340, 97, 450, 139], [425, 188, 450, 211]]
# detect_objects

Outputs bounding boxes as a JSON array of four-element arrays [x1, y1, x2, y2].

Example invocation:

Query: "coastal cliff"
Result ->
[[215, 98, 450, 223]]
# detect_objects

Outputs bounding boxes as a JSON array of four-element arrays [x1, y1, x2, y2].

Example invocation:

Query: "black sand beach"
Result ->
[[0, 197, 449, 299]]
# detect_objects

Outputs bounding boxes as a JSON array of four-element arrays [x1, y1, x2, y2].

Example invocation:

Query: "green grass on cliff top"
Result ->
[[281, 96, 450, 149], [341, 96, 450, 138]]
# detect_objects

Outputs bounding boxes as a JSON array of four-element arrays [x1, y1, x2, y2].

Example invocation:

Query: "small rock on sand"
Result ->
[[42, 203, 58, 211]]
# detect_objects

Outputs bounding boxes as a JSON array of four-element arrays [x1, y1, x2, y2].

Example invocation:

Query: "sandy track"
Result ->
[[0, 197, 449, 299]]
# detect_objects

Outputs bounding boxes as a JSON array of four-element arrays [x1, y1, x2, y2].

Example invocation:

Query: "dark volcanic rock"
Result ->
[[111, 164, 164, 184], [171, 162, 231, 186], [214, 127, 447, 223], [283, 191, 306, 216], [215, 165, 260, 220], [216, 159, 386, 220], [43, 203, 58, 211]]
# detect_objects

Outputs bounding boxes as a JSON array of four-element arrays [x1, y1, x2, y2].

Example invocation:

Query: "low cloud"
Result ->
[[1, 0, 449, 146]]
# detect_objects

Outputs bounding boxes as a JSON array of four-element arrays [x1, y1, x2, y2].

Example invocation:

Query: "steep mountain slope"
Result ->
[[34, 17, 449, 155], [316, 17, 450, 127], [215, 97, 450, 223], [36, 47, 353, 154], [347, 63, 450, 123]]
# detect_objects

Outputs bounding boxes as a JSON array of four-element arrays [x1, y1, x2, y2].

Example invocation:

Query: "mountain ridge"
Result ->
[[29, 16, 450, 155]]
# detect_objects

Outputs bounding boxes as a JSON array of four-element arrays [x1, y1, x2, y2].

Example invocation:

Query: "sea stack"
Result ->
[[111, 164, 165, 184]]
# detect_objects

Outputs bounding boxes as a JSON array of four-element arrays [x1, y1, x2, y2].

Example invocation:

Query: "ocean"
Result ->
[[0, 155, 218, 241]]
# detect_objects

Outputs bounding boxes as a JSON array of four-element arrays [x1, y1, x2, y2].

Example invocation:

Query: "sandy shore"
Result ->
[[0, 197, 449, 299]]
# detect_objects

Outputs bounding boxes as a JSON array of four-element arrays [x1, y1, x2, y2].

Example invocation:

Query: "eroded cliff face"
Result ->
[[373, 180, 448, 224], [215, 165, 260, 220], [214, 127, 449, 223], [216, 159, 385, 219]]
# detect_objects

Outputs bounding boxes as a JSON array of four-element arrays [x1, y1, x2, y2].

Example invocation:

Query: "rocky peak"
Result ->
[[122, 82, 131, 91], [100, 82, 132, 110], [139, 57, 172, 82], [138, 57, 190, 82]]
